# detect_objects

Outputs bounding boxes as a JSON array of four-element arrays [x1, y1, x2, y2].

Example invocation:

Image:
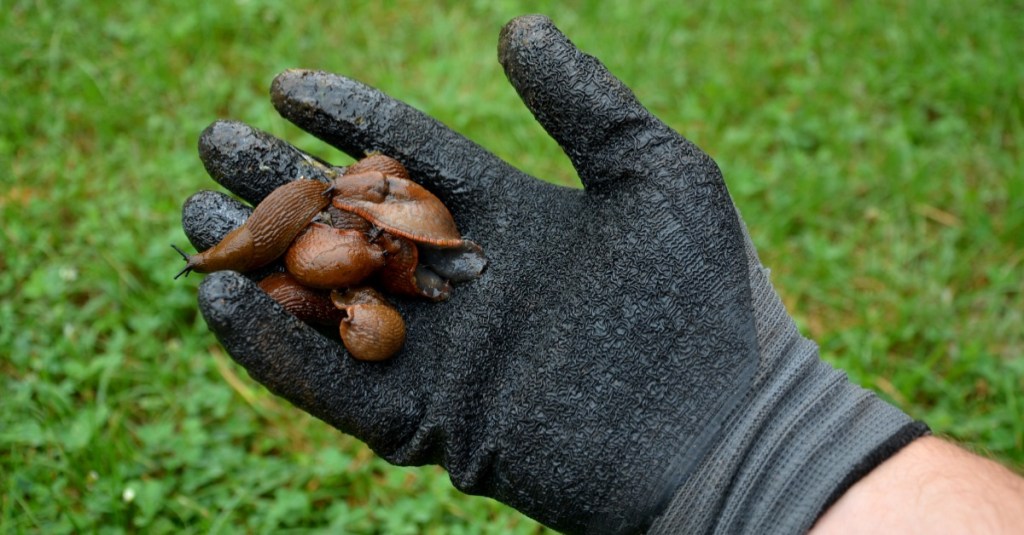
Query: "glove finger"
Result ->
[[498, 15, 721, 192], [177, 190, 287, 282], [181, 189, 251, 251], [197, 270, 424, 450], [198, 119, 339, 206], [270, 69, 530, 205]]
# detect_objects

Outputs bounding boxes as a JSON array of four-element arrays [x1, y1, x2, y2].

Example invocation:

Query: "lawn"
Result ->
[[2, 0, 1021, 532]]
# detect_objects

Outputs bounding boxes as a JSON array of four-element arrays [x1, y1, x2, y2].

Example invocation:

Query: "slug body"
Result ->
[[258, 272, 342, 326], [325, 205, 373, 233], [375, 233, 451, 301], [331, 171, 463, 248], [175, 179, 329, 278], [331, 287, 406, 361], [284, 222, 385, 289], [419, 239, 488, 283], [345, 153, 411, 180]]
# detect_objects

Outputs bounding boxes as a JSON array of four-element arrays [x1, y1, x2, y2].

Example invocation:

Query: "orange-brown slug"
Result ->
[[258, 272, 342, 326], [330, 171, 463, 248], [331, 287, 406, 361], [375, 233, 451, 301], [284, 222, 385, 289], [174, 179, 330, 278], [345, 153, 411, 180]]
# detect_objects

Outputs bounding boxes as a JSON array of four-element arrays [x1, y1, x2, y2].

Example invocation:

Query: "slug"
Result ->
[[174, 178, 330, 278], [331, 287, 406, 361], [346, 153, 411, 180], [375, 232, 450, 301], [258, 272, 342, 326], [284, 222, 385, 289], [330, 171, 463, 248]]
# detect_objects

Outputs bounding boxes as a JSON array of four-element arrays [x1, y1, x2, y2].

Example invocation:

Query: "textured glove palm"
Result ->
[[182, 15, 926, 534]]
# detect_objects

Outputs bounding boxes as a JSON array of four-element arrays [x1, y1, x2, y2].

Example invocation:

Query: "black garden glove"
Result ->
[[181, 15, 927, 534]]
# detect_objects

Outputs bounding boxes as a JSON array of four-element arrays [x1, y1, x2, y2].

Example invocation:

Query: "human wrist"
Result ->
[[811, 436, 1024, 534]]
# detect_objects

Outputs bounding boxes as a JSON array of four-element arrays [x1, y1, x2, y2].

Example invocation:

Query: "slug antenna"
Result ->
[[171, 244, 194, 279]]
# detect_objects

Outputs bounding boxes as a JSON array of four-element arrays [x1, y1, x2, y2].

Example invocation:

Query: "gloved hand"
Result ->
[[181, 15, 927, 534]]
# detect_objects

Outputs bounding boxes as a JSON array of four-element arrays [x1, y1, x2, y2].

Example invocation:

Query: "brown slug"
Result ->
[[330, 171, 463, 248], [284, 222, 385, 289], [330, 286, 390, 307], [325, 205, 373, 233], [345, 153, 411, 180], [178, 154, 485, 363], [331, 287, 406, 361], [419, 239, 488, 282], [258, 272, 342, 326], [174, 178, 330, 278], [375, 233, 451, 301]]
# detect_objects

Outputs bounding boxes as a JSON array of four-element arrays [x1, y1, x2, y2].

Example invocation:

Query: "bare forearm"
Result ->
[[812, 436, 1024, 534]]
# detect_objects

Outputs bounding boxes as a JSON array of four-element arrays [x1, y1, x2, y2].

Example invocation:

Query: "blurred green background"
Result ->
[[2, 0, 1022, 532]]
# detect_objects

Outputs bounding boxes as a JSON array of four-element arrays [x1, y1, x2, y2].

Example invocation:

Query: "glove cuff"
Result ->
[[648, 335, 928, 534]]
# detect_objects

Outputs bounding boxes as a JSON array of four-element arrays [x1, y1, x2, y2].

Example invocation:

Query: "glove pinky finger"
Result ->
[[199, 271, 344, 408], [181, 190, 251, 252], [197, 271, 423, 449]]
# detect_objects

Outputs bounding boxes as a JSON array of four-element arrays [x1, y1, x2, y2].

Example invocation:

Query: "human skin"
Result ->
[[812, 436, 1024, 534]]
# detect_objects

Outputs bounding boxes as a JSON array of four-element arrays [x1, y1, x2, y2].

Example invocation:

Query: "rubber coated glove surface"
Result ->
[[181, 15, 926, 535]]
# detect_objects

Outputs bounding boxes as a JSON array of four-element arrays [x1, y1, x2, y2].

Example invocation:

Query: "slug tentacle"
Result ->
[[172, 244, 194, 279]]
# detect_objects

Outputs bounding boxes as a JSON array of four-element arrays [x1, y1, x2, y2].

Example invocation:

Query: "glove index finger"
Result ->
[[498, 15, 719, 193], [270, 69, 527, 207], [199, 119, 338, 205]]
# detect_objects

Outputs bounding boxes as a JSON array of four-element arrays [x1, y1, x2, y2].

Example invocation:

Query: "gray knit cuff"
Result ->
[[647, 209, 928, 533], [647, 338, 927, 534]]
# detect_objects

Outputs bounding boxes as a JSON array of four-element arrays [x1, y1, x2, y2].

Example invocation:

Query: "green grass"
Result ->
[[2, 0, 1021, 532]]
